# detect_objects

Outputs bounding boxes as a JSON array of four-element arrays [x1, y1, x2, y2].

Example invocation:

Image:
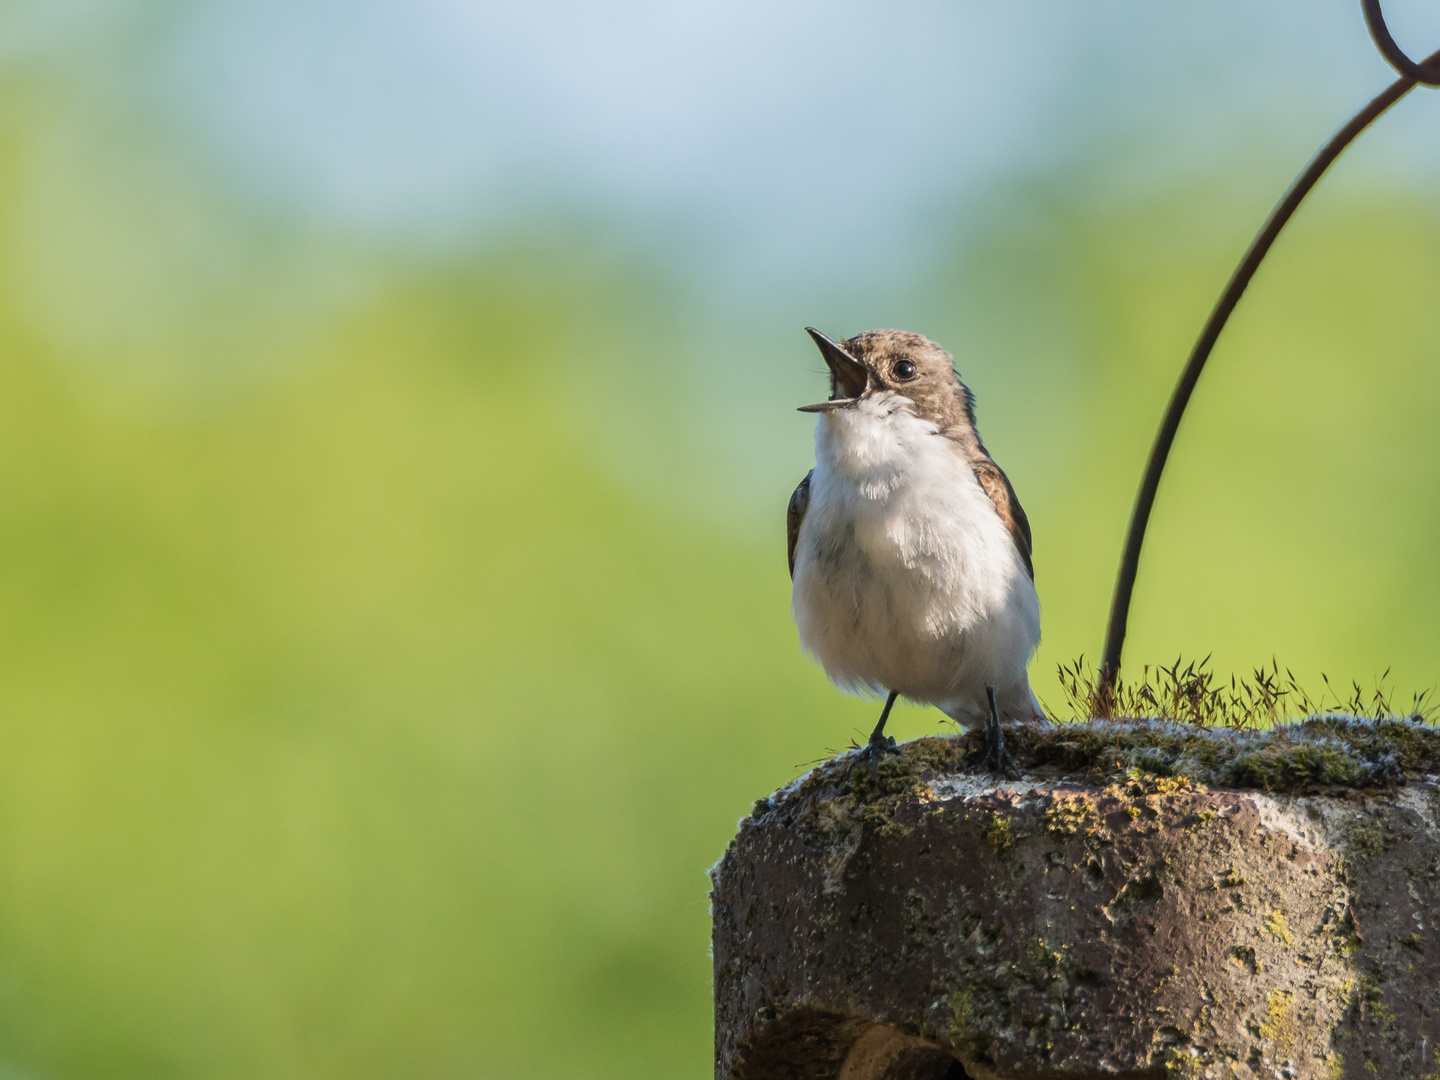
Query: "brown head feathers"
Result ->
[[825, 328, 977, 441]]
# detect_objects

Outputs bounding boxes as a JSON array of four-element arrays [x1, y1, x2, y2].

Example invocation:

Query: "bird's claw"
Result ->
[[858, 733, 898, 774], [980, 724, 1017, 778], [980, 686, 1019, 779]]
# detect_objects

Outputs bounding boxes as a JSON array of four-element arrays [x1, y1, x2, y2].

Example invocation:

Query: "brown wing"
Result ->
[[786, 470, 813, 579], [971, 458, 1034, 581]]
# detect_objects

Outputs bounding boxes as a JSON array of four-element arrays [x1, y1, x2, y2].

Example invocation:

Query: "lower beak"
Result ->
[[800, 326, 868, 412]]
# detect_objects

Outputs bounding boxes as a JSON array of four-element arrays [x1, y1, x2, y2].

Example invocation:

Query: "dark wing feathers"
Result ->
[[786, 470, 813, 579], [971, 458, 1034, 581]]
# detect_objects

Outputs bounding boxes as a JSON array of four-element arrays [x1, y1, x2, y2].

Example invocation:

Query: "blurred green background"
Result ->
[[1, 1, 1440, 1077]]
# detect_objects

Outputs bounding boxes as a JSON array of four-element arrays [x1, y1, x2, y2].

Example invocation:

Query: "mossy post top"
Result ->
[[712, 720, 1440, 1080]]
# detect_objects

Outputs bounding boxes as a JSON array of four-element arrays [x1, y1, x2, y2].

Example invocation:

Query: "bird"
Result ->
[[787, 327, 1043, 772]]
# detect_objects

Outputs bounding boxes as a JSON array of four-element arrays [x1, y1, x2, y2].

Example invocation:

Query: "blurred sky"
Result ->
[[74, 0, 1440, 253], [7, 1, 1438, 263], [2, 3, 1440, 1079], [6, 0, 1440, 497]]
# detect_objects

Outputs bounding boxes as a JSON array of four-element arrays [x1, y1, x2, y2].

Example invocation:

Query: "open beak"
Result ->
[[798, 327, 869, 412]]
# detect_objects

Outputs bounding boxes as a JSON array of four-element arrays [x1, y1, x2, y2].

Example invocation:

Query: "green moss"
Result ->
[[1354, 975, 1394, 1025], [743, 716, 1440, 852], [1230, 945, 1261, 974], [1058, 656, 1436, 729], [1343, 818, 1387, 858], [753, 717, 1440, 827]]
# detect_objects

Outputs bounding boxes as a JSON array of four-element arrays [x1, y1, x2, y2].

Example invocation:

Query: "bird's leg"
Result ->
[[869, 689, 899, 749], [981, 685, 1017, 777], [860, 690, 900, 772]]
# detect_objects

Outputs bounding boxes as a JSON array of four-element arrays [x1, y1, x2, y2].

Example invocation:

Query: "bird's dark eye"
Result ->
[[894, 360, 917, 380]]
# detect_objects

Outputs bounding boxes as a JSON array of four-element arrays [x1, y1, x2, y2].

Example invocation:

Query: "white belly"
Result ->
[[791, 394, 1040, 724]]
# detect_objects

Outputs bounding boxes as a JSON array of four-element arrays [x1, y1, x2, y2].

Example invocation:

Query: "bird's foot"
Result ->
[[981, 686, 1019, 779], [980, 723, 1017, 778], [857, 733, 898, 775]]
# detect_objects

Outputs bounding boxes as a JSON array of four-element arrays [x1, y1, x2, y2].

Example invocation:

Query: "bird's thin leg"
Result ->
[[981, 685, 1017, 777], [860, 690, 900, 772], [870, 690, 899, 746]]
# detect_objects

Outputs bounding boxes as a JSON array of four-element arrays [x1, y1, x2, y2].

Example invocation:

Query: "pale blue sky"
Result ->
[[159, 0, 1439, 272]]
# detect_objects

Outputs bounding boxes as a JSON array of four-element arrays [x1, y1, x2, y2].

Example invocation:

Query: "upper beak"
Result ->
[[798, 327, 869, 413]]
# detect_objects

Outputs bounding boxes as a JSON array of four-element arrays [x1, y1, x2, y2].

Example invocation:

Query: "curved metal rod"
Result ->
[[1096, 38, 1440, 708], [1363, 0, 1440, 85]]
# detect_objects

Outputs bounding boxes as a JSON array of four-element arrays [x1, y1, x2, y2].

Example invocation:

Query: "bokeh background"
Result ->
[[2, 1, 1440, 1076]]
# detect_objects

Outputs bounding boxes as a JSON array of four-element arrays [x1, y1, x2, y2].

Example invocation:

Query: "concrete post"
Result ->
[[711, 725, 1440, 1080]]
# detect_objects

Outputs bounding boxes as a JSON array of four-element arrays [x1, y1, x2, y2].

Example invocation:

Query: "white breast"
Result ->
[[791, 392, 1041, 724]]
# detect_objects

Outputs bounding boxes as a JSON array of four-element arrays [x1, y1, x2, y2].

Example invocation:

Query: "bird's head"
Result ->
[[799, 327, 972, 430]]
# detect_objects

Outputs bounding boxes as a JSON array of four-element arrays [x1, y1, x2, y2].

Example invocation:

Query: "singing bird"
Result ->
[[788, 328, 1043, 770]]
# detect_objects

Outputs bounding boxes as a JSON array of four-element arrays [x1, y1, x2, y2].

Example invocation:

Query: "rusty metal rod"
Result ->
[[1096, 13, 1440, 705]]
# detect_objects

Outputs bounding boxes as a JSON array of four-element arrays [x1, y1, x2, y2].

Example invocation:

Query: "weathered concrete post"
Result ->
[[712, 722, 1440, 1080]]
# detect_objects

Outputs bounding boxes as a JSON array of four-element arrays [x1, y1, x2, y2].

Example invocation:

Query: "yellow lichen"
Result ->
[[1262, 909, 1294, 945], [1119, 767, 1203, 798], [1163, 1046, 1203, 1079], [1256, 988, 1295, 1050], [1024, 936, 1063, 971], [1149, 774, 1200, 795], [1044, 796, 1094, 837], [981, 815, 1014, 854], [948, 988, 972, 1033]]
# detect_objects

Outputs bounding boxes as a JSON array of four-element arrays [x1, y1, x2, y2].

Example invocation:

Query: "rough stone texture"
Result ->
[[711, 730, 1440, 1080]]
